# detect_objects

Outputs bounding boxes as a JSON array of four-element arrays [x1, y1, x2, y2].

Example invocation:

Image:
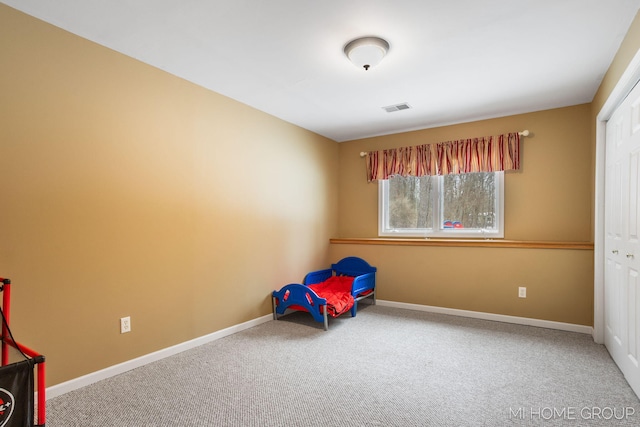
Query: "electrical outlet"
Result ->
[[120, 316, 131, 334], [518, 287, 527, 298]]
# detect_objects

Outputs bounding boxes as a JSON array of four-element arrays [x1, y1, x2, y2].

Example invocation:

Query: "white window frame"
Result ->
[[378, 172, 504, 238]]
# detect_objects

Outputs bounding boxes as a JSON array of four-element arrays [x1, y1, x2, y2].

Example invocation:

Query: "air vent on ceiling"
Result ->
[[382, 103, 411, 113]]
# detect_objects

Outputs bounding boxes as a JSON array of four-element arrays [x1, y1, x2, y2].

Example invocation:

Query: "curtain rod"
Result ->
[[359, 130, 530, 157]]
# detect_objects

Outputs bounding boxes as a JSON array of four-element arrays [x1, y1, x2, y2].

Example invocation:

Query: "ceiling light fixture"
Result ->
[[344, 36, 389, 71]]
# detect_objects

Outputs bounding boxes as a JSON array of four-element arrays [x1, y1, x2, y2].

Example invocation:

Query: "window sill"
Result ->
[[330, 238, 594, 250]]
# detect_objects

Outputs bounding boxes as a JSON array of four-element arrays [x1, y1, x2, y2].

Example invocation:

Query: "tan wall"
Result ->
[[4, 4, 638, 388], [336, 104, 594, 326], [592, 11, 640, 116], [0, 5, 338, 386], [338, 105, 593, 241], [334, 10, 640, 325], [329, 244, 594, 325]]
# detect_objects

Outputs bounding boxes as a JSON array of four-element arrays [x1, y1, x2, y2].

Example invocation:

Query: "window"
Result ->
[[379, 172, 504, 238]]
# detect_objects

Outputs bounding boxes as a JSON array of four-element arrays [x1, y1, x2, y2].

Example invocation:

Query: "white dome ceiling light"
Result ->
[[344, 36, 389, 71]]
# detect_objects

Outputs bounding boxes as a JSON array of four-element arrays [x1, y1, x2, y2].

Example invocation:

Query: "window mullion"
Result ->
[[432, 175, 442, 233]]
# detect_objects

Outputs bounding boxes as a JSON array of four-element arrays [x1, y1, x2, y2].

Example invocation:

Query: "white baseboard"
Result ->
[[46, 314, 272, 400], [47, 302, 593, 399], [377, 300, 594, 335]]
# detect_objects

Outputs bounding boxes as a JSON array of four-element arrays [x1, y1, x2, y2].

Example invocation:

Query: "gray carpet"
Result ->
[[46, 305, 640, 426]]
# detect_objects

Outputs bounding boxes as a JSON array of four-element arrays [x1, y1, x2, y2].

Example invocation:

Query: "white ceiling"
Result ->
[[3, 0, 640, 142]]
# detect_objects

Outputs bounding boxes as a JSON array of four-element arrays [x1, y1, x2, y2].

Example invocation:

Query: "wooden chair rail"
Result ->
[[330, 238, 593, 250]]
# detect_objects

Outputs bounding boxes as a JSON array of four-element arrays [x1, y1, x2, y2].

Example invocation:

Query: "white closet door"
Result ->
[[605, 79, 640, 395]]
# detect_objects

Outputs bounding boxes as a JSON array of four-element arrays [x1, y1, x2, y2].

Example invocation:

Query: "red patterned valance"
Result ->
[[364, 132, 520, 181]]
